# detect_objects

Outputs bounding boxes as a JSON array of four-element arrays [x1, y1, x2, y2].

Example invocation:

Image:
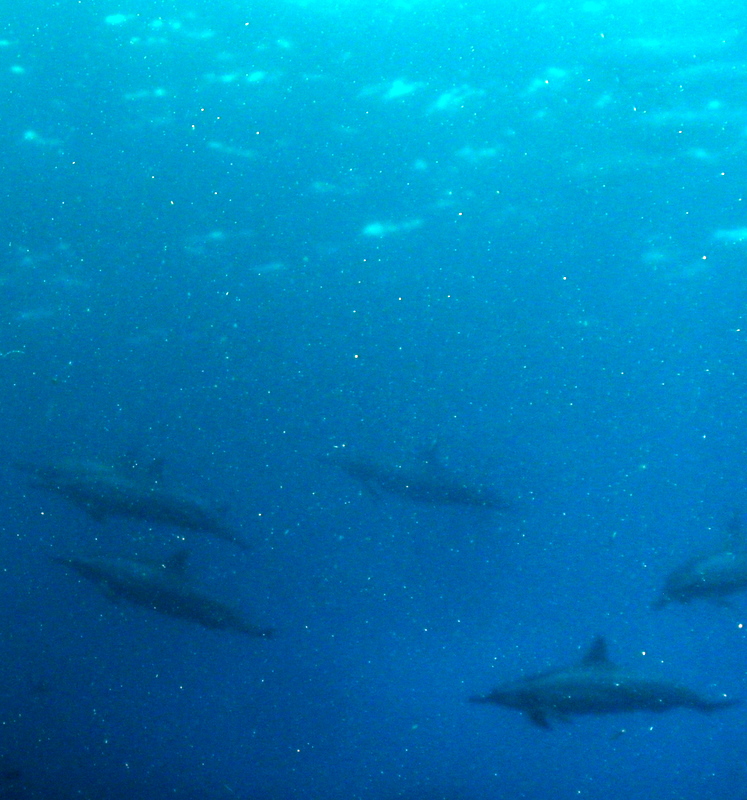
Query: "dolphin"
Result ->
[[655, 512, 747, 608], [53, 550, 274, 638], [326, 444, 509, 509], [470, 636, 738, 729], [15, 456, 251, 551]]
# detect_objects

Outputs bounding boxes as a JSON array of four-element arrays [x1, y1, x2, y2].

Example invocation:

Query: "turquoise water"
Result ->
[[1, 1, 746, 797]]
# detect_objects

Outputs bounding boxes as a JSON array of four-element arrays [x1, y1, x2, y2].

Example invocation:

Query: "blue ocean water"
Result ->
[[2, 0, 747, 797]]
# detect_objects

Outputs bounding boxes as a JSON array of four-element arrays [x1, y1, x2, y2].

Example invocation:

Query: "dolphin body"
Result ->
[[655, 513, 747, 608], [16, 457, 250, 551], [655, 552, 747, 608], [53, 550, 274, 638], [327, 446, 509, 509], [470, 637, 738, 729]]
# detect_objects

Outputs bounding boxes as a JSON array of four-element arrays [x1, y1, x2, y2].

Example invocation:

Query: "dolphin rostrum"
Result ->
[[53, 550, 274, 638], [470, 636, 738, 729], [16, 456, 251, 551]]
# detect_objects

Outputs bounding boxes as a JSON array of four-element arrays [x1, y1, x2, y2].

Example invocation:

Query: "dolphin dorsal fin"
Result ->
[[420, 438, 440, 460], [581, 636, 611, 667], [417, 439, 448, 472], [162, 549, 190, 575], [116, 453, 165, 484], [145, 457, 165, 483]]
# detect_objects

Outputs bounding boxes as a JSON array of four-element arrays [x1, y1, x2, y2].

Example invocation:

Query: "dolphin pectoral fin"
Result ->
[[651, 595, 669, 611], [527, 709, 551, 729]]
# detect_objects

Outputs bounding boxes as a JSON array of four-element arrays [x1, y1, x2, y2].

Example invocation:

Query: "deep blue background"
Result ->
[[2, 0, 747, 797]]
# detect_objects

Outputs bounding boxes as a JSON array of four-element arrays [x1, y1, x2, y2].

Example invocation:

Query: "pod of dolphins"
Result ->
[[15, 446, 747, 730]]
